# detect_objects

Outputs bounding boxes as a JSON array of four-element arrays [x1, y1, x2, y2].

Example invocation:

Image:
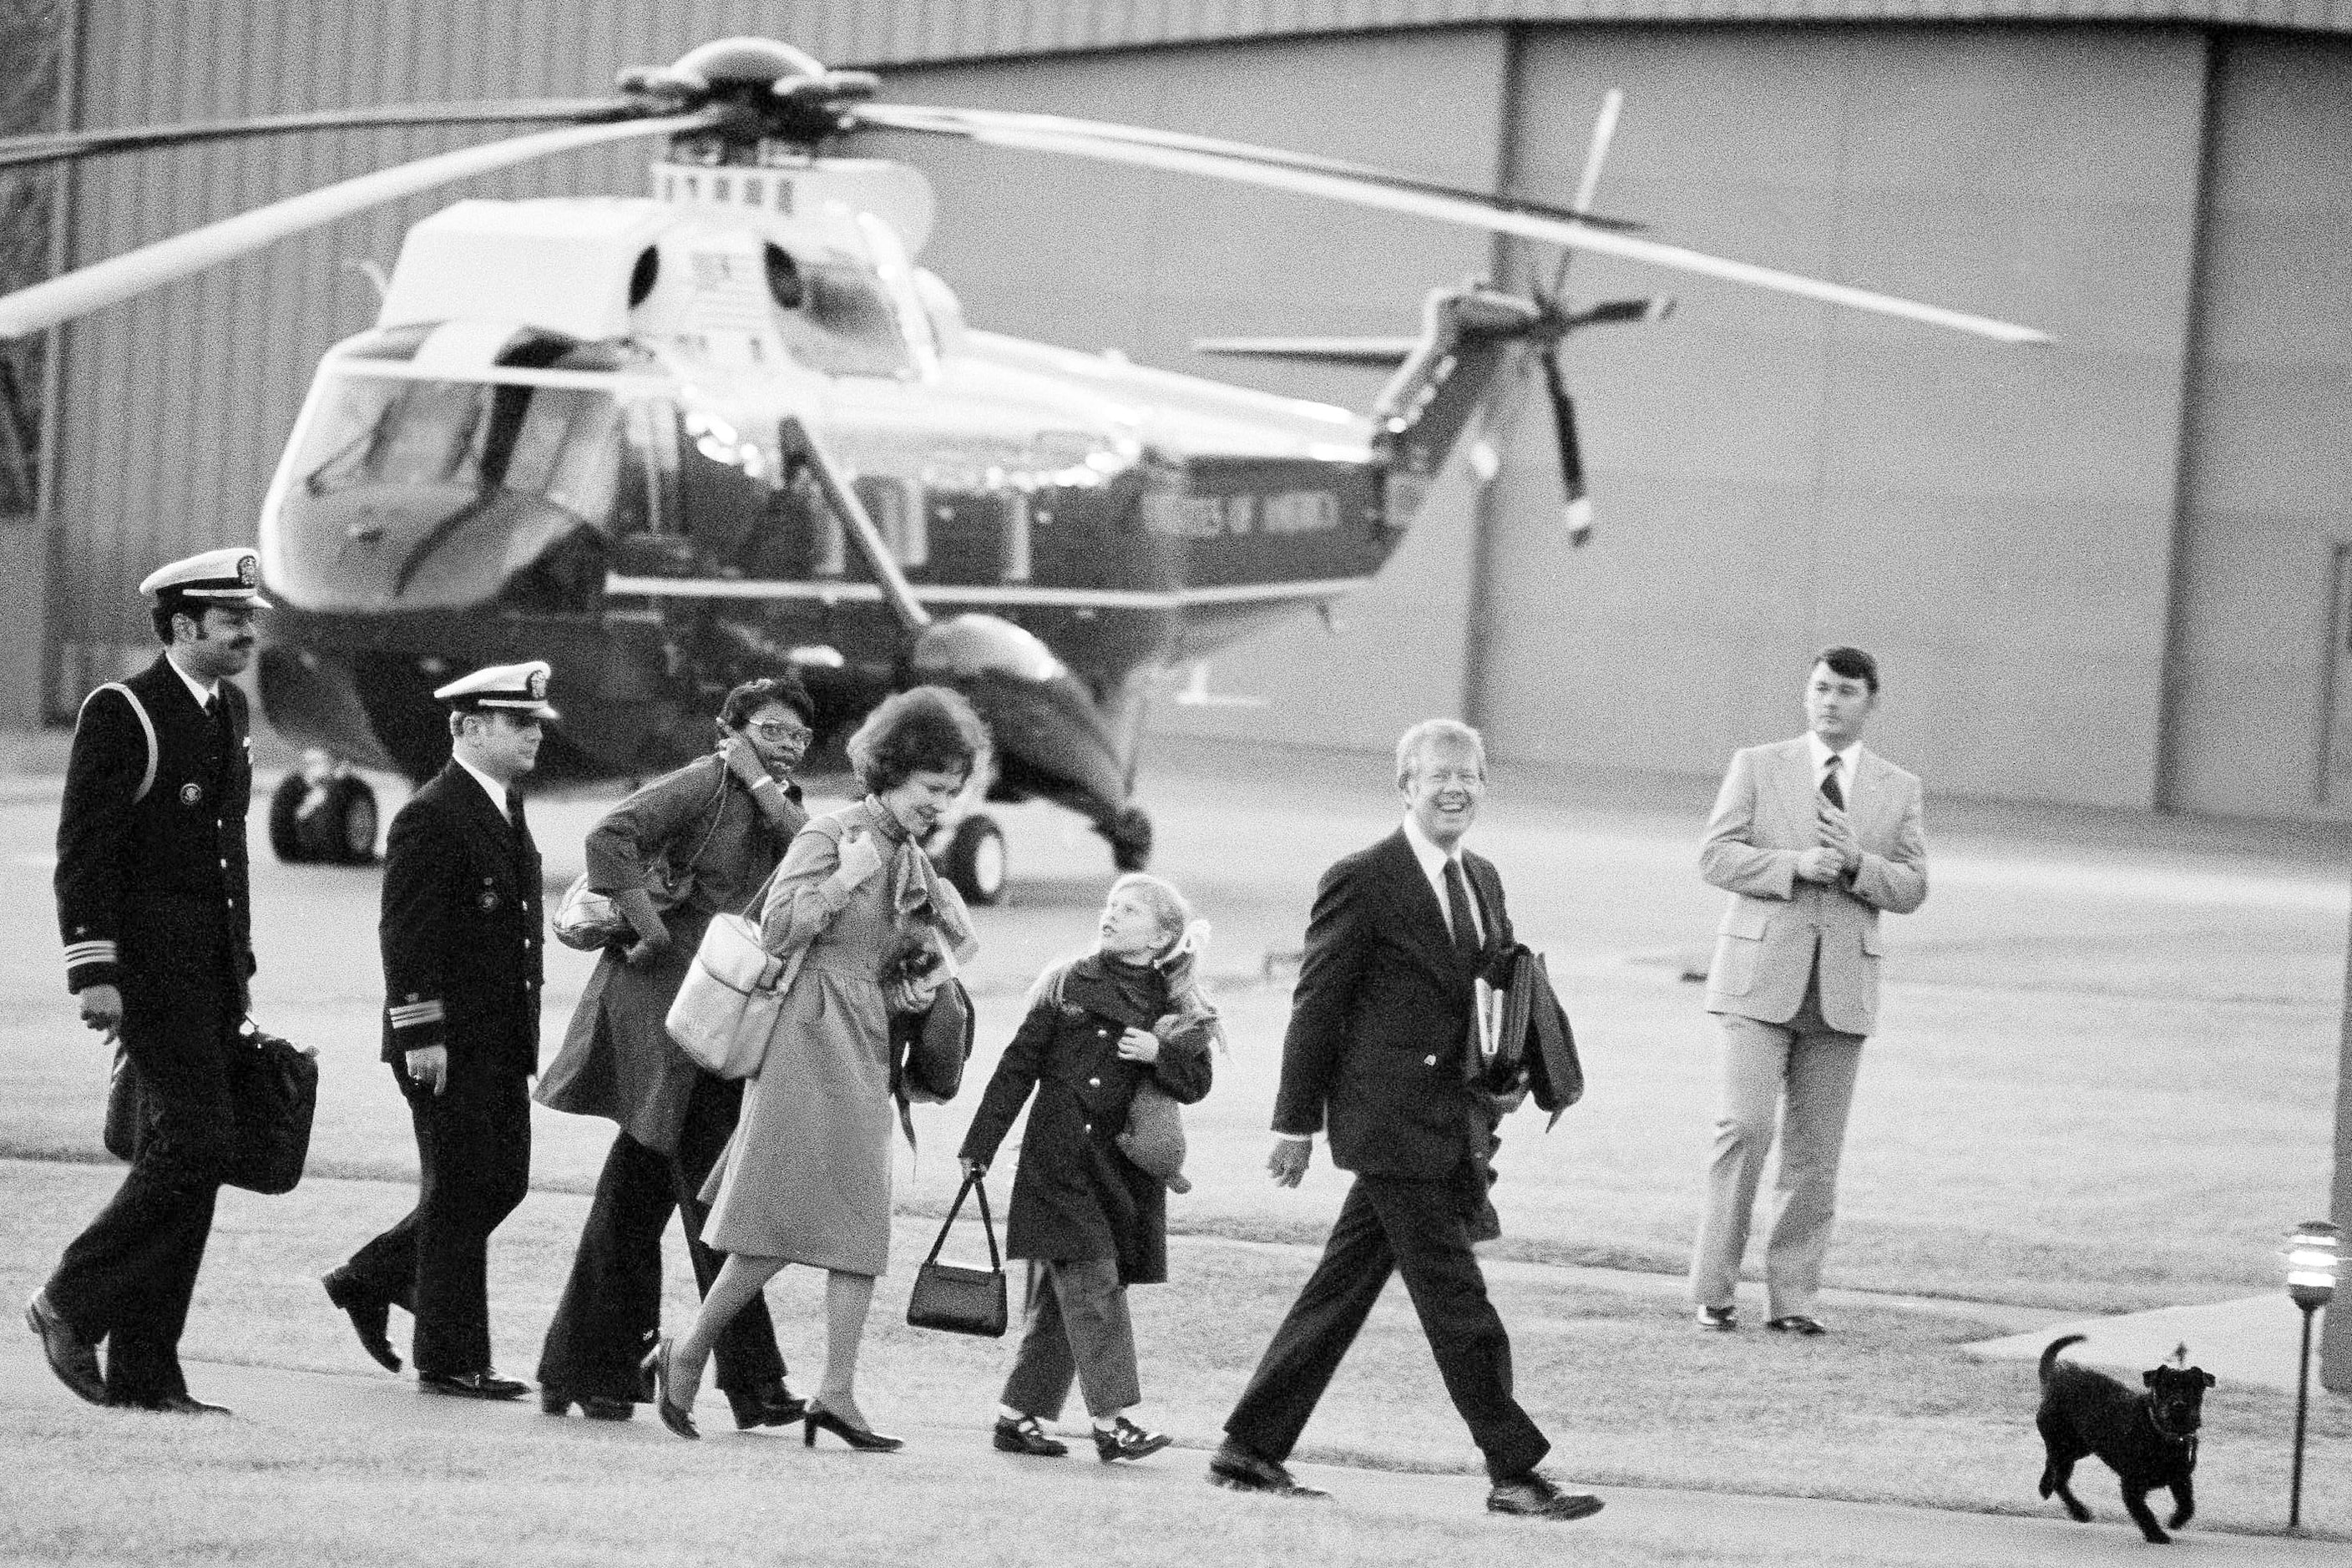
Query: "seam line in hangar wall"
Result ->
[[30, 0, 89, 728], [1459, 21, 1530, 737], [2151, 28, 2221, 814]]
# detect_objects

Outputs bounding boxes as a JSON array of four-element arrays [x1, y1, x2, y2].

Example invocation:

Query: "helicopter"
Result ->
[[0, 37, 2045, 902]]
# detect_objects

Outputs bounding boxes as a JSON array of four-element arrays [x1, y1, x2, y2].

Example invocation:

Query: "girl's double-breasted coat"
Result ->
[[959, 956, 1213, 1286]]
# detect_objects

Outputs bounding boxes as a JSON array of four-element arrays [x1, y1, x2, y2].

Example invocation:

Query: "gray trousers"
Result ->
[[1688, 979, 1865, 1321], [1001, 1258, 1140, 1420]]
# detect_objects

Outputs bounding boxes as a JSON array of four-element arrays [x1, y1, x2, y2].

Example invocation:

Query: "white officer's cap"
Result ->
[[138, 547, 271, 611], [433, 660, 558, 721]]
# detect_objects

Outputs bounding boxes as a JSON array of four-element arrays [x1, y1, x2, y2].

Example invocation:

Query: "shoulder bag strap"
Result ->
[[678, 762, 732, 873], [921, 1171, 1002, 1271], [84, 683, 159, 804]]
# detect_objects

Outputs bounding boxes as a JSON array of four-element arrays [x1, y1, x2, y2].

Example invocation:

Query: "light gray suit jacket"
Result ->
[[1699, 736, 1928, 1036]]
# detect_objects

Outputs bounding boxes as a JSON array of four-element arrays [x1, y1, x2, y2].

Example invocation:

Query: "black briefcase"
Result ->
[[905, 1171, 1009, 1338], [104, 1022, 319, 1196]]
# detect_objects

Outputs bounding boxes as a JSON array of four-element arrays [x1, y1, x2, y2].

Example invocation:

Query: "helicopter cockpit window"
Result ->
[[766, 256, 913, 377], [300, 374, 633, 524]]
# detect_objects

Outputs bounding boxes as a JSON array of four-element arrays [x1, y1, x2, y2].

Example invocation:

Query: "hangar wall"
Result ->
[[1469, 26, 2206, 810], [2166, 35, 2352, 818]]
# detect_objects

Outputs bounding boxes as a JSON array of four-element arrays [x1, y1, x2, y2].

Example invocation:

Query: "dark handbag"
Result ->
[[905, 1171, 1008, 1338], [104, 1022, 320, 1195]]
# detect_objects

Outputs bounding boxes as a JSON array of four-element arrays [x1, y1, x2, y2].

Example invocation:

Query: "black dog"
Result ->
[[2036, 1333, 2213, 1544]]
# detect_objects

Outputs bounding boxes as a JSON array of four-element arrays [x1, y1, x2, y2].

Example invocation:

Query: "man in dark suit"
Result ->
[[1209, 720, 1602, 1522], [28, 548, 267, 1414], [322, 661, 551, 1398]]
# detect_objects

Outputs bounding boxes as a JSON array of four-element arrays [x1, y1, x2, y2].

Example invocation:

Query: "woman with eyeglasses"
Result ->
[[534, 675, 818, 1429]]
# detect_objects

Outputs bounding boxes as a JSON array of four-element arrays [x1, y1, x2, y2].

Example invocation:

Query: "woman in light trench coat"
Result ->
[[652, 685, 986, 1448]]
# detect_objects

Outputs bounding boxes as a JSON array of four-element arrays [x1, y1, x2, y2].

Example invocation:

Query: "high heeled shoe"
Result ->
[[645, 1338, 698, 1440], [802, 1399, 902, 1452]]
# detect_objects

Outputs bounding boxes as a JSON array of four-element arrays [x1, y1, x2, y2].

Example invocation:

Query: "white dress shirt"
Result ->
[[1805, 731, 1859, 800], [1402, 812, 1484, 946]]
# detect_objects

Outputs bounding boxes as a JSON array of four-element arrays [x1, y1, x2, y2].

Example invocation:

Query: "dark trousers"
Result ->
[[536, 1073, 785, 1400], [46, 997, 238, 1401], [1224, 1171, 1549, 1481], [1002, 1257, 1141, 1420], [341, 1060, 532, 1376]]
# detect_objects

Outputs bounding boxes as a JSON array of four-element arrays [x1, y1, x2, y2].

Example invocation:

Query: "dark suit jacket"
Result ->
[[1271, 827, 1510, 1180], [379, 761, 543, 1077], [55, 655, 254, 1013]]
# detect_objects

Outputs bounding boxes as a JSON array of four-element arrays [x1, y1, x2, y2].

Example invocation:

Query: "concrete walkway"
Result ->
[[1968, 1296, 2329, 1394], [3, 1346, 2339, 1566]]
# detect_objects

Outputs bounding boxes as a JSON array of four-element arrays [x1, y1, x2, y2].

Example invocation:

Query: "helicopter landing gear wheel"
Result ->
[[269, 766, 378, 865], [267, 772, 313, 862], [321, 776, 380, 865], [1107, 806, 1153, 873], [936, 813, 1007, 906]]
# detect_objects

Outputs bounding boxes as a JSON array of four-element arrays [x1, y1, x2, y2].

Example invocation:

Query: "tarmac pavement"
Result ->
[[2, 1340, 2340, 1566]]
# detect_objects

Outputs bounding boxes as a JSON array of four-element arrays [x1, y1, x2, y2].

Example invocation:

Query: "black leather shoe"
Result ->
[[1695, 1304, 1737, 1332], [1767, 1314, 1828, 1337], [1094, 1415, 1172, 1464], [112, 1392, 232, 1416], [994, 1414, 1069, 1457], [1488, 1471, 1604, 1520], [541, 1385, 634, 1420], [802, 1399, 902, 1452], [321, 1269, 402, 1373], [1206, 1439, 1328, 1498], [418, 1368, 528, 1400], [728, 1375, 807, 1430], [24, 1292, 106, 1405], [648, 1339, 697, 1440]]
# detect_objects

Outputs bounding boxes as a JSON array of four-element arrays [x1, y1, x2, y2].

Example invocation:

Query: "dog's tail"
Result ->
[[2040, 1333, 2087, 1382]]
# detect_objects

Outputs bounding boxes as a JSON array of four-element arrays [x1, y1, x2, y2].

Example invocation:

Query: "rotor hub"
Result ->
[[618, 36, 878, 156]]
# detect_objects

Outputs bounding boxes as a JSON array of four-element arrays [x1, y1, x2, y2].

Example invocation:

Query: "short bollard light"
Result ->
[[2284, 1219, 2341, 1530]]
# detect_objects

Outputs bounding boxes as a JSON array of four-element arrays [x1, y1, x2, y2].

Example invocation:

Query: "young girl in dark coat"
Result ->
[[958, 874, 1217, 1463]]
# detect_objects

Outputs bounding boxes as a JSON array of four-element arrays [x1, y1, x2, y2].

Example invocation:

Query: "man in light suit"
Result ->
[[1689, 646, 1928, 1335], [1209, 720, 1602, 1522]]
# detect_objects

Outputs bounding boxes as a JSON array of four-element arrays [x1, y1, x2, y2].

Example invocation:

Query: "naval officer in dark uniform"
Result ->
[[26, 548, 267, 1414], [322, 661, 552, 1398]]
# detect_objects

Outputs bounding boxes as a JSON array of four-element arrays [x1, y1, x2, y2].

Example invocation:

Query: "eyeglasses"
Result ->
[[747, 721, 812, 744]]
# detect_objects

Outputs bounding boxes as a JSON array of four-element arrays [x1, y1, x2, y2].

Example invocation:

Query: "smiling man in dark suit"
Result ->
[[322, 660, 552, 1398], [1208, 720, 1601, 1522]]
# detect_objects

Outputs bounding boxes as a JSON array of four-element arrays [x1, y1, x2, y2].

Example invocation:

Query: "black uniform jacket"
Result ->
[[1271, 828, 1511, 1181], [959, 957, 1213, 1285], [55, 654, 253, 1010], [380, 761, 543, 1075]]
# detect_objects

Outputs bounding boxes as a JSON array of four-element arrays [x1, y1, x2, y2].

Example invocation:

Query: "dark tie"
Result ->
[[1820, 755, 1845, 810], [1442, 857, 1480, 969], [505, 787, 529, 843], [205, 694, 232, 758]]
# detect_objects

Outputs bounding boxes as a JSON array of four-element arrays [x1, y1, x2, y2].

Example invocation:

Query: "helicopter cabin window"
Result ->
[[277, 368, 657, 610], [763, 245, 913, 377]]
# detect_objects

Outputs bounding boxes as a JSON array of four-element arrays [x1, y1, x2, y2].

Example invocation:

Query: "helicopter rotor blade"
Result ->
[[1538, 349, 1596, 548], [852, 102, 1647, 235], [0, 99, 650, 173], [860, 107, 2046, 346], [1548, 89, 1624, 298], [0, 110, 716, 339]]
